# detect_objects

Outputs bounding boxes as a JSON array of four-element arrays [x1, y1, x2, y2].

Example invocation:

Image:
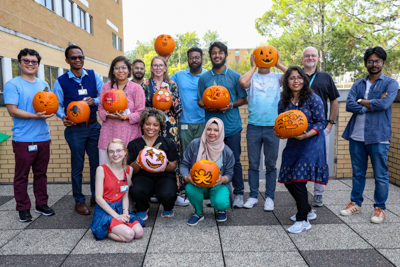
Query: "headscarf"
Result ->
[[196, 117, 225, 163]]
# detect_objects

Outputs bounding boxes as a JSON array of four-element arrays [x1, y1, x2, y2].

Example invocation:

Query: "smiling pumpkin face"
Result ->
[[253, 45, 278, 68], [32, 87, 59, 115], [274, 110, 308, 138], [138, 146, 167, 173], [154, 34, 175, 56]]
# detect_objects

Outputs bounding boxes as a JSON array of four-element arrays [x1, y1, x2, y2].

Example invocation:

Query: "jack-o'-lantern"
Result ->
[[102, 89, 128, 113], [66, 101, 90, 124], [202, 83, 230, 109], [190, 160, 220, 188], [152, 88, 172, 111], [253, 46, 278, 68], [274, 110, 308, 138], [32, 86, 59, 115], [154, 34, 175, 57], [138, 143, 167, 173]]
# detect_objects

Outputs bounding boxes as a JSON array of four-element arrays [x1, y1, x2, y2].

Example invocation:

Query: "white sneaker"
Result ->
[[243, 197, 258, 209], [287, 220, 312, 233], [232, 195, 244, 208], [175, 195, 190, 207], [150, 196, 158, 203], [264, 197, 274, 211], [290, 209, 317, 222]]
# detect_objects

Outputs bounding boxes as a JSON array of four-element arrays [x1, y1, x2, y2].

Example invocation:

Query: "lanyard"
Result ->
[[309, 72, 317, 87], [150, 80, 157, 93]]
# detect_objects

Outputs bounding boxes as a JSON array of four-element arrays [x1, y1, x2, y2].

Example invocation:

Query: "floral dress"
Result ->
[[141, 79, 183, 186]]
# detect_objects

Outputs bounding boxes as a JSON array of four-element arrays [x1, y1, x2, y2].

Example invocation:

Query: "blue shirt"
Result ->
[[342, 73, 398, 145], [171, 68, 207, 124], [197, 66, 247, 137], [53, 69, 103, 118], [3, 77, 51, 142]]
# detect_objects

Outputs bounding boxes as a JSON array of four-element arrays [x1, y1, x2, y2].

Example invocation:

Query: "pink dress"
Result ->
[[98, 81, 145, 149]]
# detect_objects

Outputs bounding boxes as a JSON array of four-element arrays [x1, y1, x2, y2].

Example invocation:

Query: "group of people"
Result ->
[[4, 41, 397, 240]]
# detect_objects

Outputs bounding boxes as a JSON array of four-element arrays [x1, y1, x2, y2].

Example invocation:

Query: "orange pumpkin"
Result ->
[[152, 88, 172, 111], [154, 34, 175, 56], [253, 46, 278, 68], [138, 146, 167, 173], [66, 101, 90, 124], [190, 160, 220, 188], [102, 89, 128, 113], [32, 86, 59, 115], [274, 110, 308, 138], [202, 85, 230, 109]]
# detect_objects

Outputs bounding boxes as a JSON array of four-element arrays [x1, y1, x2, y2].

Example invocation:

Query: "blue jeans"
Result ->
[[349, 139, 389, 209], [247, 125, 279, 199], [224, 131, 243, 195], [65, 121, 100, 203]]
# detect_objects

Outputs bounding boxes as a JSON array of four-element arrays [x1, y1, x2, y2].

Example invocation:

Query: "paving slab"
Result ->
[[0, 230, 20, 247], [143, 252, 224, 267], [154, 206, 216, 228], [0, 254, 67, 267], [27, 208, 93, 229], [46, 183, 72, 195], [51, 194, 93, 210], [62, 253, 144, 267], [378, 249, 400, 267], [0, 194, 64, 211], [67, 183, 92, 196], [0, 196, 13, 206], [386, 204, 400, 217], [362, 190, 400, 204], [274, 205, 343, 225], [0, 210, 40, 230], [0, 185, 16, 196], [224, 251, 308, 267], [340, 178, 376, 191], [287, 224, 372, 250], [307, 180, 352, 193], [219, 225, 297, 252], [325, 204, 400, 223], [348, 223, 400, 249], [273, 191, 314, 207], [322, 190, 374, 205]]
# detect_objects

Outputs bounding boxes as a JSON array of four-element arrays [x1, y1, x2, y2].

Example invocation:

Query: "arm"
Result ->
[[275, 52, 288, 73], [169, 81, 182, 118], [326, 99, 338, 132], [123, 166, 134, 214], [296, 95, 326, 140], [93, 72, 104, 106], [128, 82, 146, 124], [346, 83, 369, 114], [98, 83, 108, 122], [6, 104, 55, 119], [180, 141, 196, 177], [366, 80, 398, 111], [219, 96, 248, 113], [222, 148, 235, 183], [238, 54, 257, 89], [53, 80, 66, 119], [127, 141, 141, 174]]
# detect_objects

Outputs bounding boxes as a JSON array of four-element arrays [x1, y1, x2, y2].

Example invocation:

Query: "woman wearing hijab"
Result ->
[[180, 118, 235, 226]]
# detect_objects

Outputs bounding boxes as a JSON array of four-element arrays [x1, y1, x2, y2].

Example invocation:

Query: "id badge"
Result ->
[[28, 145, 38, 152], [120, 185, 128, 193], [181, 124, 188, 130], [78, 89, 88, 95], [122, 108, 131, 115]]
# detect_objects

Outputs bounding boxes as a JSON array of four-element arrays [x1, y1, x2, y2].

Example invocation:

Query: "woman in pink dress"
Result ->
[[98, 56, 145, 165]]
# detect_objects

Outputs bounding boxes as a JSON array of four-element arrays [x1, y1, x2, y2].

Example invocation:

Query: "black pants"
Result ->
[[285, 182, 311, 221], [130, 175, 177, 212]]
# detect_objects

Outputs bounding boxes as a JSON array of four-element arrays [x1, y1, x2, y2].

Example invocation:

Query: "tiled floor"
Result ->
[[0, 178, 399, 267]]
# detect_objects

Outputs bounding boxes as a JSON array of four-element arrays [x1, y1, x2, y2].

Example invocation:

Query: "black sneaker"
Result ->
[[18, 209, 33, 222], [35, 204, 55, 216]]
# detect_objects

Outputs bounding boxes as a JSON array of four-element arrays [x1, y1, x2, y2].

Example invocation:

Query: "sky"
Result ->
[[122, 0, 273, 52]]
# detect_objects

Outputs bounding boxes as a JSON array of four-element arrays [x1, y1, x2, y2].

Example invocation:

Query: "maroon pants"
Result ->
[[12, 140, 51, 211]]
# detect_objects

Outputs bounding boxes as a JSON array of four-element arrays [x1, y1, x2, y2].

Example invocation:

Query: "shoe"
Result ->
[[290, 209, 317, 222], [371, 207, 386, 224], [161, 209, 174, 218], [287, 220, 312, 233], [206, 200, 211, 207], [187, 214, 204, 226], [136, 209, 148, 221], [150, 196, 159, 203], [35, 204, 55, 216], [74, 202, 91, 215], [340, 202, 362, 216], [264, 197, 274, 211], [90, 197, 96, 207], [18, 209, 33, 222], [232, 195, 243, 208], [175, 195, 190, 207], [216, 211, 227, 222], [312, 195, 323, 207], [243, 197, 258, 209]]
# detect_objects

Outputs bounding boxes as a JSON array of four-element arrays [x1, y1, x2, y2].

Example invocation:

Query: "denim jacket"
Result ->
[[342, 73, 399, 144]]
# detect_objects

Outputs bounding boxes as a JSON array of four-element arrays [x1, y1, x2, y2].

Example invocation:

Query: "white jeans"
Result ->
[[314, 128, 330, 196]]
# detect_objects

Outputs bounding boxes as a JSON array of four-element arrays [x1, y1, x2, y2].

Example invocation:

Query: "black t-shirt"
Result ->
[[127, 136, 178, 179], [306, 69, 340, 119]]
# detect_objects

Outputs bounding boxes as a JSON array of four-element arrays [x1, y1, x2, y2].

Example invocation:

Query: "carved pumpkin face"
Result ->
[[274, 110, 308, 138], [102, 89, 128, 113], [202, 85, 230, 109], [253, 46, 278, 68], [32, 87, 59, 115], [154, 34, 175, 56], [190, 160, 220, 188], [152, 88, 172, 111], [138, 146, 167, 173], [66, 101, 90, 124]]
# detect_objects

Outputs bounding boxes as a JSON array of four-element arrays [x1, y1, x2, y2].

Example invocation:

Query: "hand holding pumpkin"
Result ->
[[294, 131, 308, 140], [62, 115, 75, 127], [105, 111, 124, 120], [213, 174, 225, 187], [36, 111, 55, 119], [83, 97, 94, 106], [220, 103, 233, 113]]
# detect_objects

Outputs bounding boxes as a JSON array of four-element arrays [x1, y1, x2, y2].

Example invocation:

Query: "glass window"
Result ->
[[235, 51, 240, 57], [61, 0, 65, 17], [12, 59, 21, 78], [40, 0, 55, 11], [44, 65, 58, 90], [89, 15, 93, 34], [118, 37, 122, 52], [69, 0, 74, 23], [112, 33, 117, 49], [78, 7, 86, 30]]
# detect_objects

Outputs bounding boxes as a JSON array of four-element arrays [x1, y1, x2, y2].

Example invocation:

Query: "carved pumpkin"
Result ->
[[154, 34, 175, 57], [66, 101, 90, 124], [190, 160, 220, 188], [138, 145, 167, 173], [202, 84, 230, 109], [152, 88, 172, 111], [102, 89, 128, 113], [253, 46, 278, 68], [274, 110, 308, 138], [32, 86, 59, 115]]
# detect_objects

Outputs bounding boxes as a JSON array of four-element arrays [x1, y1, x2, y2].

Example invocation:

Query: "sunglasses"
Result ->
[[22, 59, 39, 65], [69, 56, 85, 61]]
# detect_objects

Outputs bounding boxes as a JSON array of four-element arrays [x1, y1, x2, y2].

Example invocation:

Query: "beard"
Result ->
[[189, 61, 202, 72], [133, 72, 144, 80], [211, 57, 226, 69], [367, 66, 382, 75]]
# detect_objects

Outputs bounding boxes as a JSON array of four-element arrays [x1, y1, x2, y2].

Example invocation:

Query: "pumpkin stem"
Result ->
[[44, 86, 49, 92], [153, 142, 162, 149]]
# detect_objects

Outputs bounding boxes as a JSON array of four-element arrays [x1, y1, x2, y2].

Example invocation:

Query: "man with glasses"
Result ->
[[301, 47, 340, 207], [54, 45, 103, 215], [4, 48, 55, 222], [132, 59, 146, 85], [340, 46, 398, 224]]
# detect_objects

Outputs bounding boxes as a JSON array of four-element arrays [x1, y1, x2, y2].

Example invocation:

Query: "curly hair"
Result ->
[[281, 66, 313, 109], [107, 138, 128, 171], [139, 108, 166, 132]]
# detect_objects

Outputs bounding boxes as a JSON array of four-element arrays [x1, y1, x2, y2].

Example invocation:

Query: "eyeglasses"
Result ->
[[289, 76, 304, 81], [303, 54, 318, 58], [69, 56, 85, 61], [366, 59, 383, 66], [188, 56, 201, 60], [108, 149, 124, 155], [114, 66, 128, 71], [152, 64, 165, 69], [22, 59, 39, 65]]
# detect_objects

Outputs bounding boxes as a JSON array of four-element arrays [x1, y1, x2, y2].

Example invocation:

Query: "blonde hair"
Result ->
[[107, 138, 128, 171], [150, 56, 169, 81]]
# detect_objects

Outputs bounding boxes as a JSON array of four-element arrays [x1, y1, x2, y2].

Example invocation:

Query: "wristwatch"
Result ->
[[357, 98, 363, 104], [328, 120, 336, 125], [230, 103, 234, 109]]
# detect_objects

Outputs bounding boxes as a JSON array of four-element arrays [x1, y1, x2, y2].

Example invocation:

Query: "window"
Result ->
[[235, 51, 240, 57], [44, 65, 58, 90], [112, 33, 117, 49], [69, 0, 74, 23], [103, 76, 110, 83], [115, 0, 119, 3], [118, 37, 122, 52], [89, 15, 93, 34], [12, 59, 21, 78], [40, 0, 55, 11], [61, 0, 65, 17], [77, 6, 86, 30]]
